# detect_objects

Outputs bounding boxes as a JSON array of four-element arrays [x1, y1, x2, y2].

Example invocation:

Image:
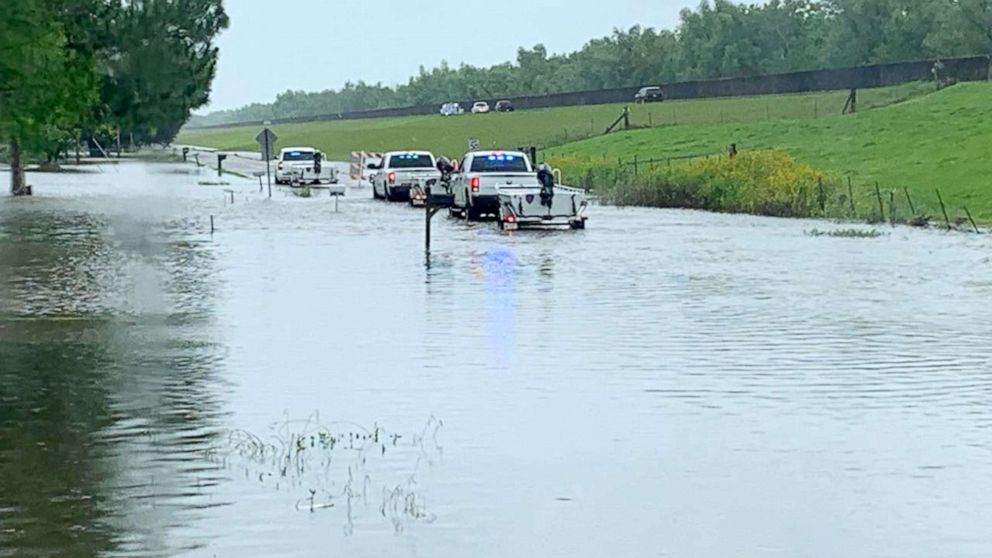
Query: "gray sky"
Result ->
[[205, 0, 699, 112]]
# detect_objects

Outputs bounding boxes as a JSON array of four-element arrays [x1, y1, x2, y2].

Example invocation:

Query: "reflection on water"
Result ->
[[2, 162, 992, 558]]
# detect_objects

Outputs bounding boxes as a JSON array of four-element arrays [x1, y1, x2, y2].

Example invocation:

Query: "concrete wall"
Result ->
[[196, 55, 991, 130]]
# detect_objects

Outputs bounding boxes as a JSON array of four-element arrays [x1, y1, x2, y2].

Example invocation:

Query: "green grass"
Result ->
[[548, 82, 992, 222], [178, 82, 932, 163]]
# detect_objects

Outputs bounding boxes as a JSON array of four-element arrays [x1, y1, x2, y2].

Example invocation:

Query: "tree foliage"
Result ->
[[1, 0, 228, 193], [192, 0, 992, 128]]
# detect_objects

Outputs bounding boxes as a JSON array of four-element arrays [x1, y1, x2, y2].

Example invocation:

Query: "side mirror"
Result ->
[[367, 163, 379, 170]]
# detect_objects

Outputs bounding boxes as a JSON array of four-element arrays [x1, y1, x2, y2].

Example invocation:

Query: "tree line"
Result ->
[[1, 0, 228, 195], [191, 0, 992, 128]]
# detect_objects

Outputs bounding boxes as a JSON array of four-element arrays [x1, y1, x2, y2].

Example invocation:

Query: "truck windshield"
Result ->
[[389, 154, 434, 168], [471, 154, 530, 173], [283, 151, 314, 161]]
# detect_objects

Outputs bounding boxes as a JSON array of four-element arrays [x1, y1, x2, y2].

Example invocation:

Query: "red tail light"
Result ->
[[388, 172, 397, 184], [504, 214, 517, 223], [470, 177, 480, 192]]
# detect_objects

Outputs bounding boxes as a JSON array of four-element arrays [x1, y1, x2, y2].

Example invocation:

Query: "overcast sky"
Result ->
[[204, 0, 699, 112]]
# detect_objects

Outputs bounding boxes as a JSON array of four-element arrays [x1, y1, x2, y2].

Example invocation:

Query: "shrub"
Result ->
[[548, 150, 836, 219]]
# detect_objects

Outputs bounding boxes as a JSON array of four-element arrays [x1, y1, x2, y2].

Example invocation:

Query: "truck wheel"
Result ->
[[373, 185, 382, 200]]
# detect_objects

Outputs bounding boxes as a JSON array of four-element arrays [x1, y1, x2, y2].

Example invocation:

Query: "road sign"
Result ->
[[468, 137, 480, 151], [257, 127, 278, 198], [256, 128, 278, 160]]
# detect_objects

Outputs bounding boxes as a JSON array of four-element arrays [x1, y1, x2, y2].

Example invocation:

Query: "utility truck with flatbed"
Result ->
[[275, 147, 337, 185]]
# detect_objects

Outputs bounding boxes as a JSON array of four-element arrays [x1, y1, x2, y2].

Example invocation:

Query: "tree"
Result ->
[[101, 0, 229, 146], [1, 0, 227, 194], [1, 0, 98, 194]]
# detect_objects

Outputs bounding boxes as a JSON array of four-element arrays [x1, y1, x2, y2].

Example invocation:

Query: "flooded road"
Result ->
[[2, 161, 991, 558]]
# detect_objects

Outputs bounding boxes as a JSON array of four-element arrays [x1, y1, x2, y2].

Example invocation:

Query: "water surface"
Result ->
[[1, 162, 991, 558]]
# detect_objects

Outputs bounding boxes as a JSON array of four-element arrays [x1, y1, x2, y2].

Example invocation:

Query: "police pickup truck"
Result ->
[[371, 151, 441, 202], [450, 151, 541, 220]]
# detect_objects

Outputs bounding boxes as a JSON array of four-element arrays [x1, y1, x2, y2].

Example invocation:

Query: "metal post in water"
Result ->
[[264, 134, 272, 199], [210, 215, 215, 235], [425, 185, 432, 254]]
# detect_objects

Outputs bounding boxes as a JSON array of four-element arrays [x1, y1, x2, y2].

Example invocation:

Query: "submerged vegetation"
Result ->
[[806, 228, 885, 238], [213, 414, 443, 534]]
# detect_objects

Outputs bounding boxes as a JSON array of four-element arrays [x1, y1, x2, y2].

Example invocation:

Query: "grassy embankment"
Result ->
[[178, 82, 931, 162], [547, 82, 992, 224]]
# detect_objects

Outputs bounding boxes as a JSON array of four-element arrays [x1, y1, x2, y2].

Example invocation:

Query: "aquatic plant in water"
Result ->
[[209, 413, 443, 534], [805, 228, 884, 238]]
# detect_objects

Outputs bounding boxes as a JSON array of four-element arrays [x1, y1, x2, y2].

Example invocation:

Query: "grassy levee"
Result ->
[[178, 82, 931, 163], [547, 82, 992, 223]]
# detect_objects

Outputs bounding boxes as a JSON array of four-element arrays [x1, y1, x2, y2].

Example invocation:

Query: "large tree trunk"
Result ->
[[10, 139, 30, 196]]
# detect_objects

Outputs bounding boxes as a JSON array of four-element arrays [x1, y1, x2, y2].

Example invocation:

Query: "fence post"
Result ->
[[817, 178, 826, 213], [964, 207, 980, 233], [889, 191, 896, 226], [936, 189, 951, 230], [633, 155, 638, 177], [903, 187, 916, 215], [874, 182, 885, 222], [848, 176, 856, 217]]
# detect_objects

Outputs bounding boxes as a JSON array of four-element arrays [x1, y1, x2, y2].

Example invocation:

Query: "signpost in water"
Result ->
[[256, 127, 278, 198]]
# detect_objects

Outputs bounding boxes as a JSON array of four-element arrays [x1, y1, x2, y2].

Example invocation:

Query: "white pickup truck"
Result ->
[[275, 147, 337, 185], [371, 151, 441, 202], [450, 151, 542, 220]]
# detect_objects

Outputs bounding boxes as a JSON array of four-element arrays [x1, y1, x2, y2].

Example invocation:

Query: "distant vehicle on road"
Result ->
[[494, 100, 515, 113], [471, 101, 491, 114], [634, 86, 665, 103], [440, 102, 464, 116], [370, 151, 441, 202], [450, 150, 538, 221], [275, 147, 337, 185]]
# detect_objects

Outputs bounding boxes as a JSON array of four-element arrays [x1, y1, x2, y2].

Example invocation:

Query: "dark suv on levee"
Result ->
[[634, 86, 665, 103], [495, 100, 515, 112]]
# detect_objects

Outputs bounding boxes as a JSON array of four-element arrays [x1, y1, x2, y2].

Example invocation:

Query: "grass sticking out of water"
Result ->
[[806, 228, 885, 238], [212, 414, 443, 533]]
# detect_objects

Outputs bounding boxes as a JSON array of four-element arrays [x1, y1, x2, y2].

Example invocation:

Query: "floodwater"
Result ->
[[1, 161, 991, 558]]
